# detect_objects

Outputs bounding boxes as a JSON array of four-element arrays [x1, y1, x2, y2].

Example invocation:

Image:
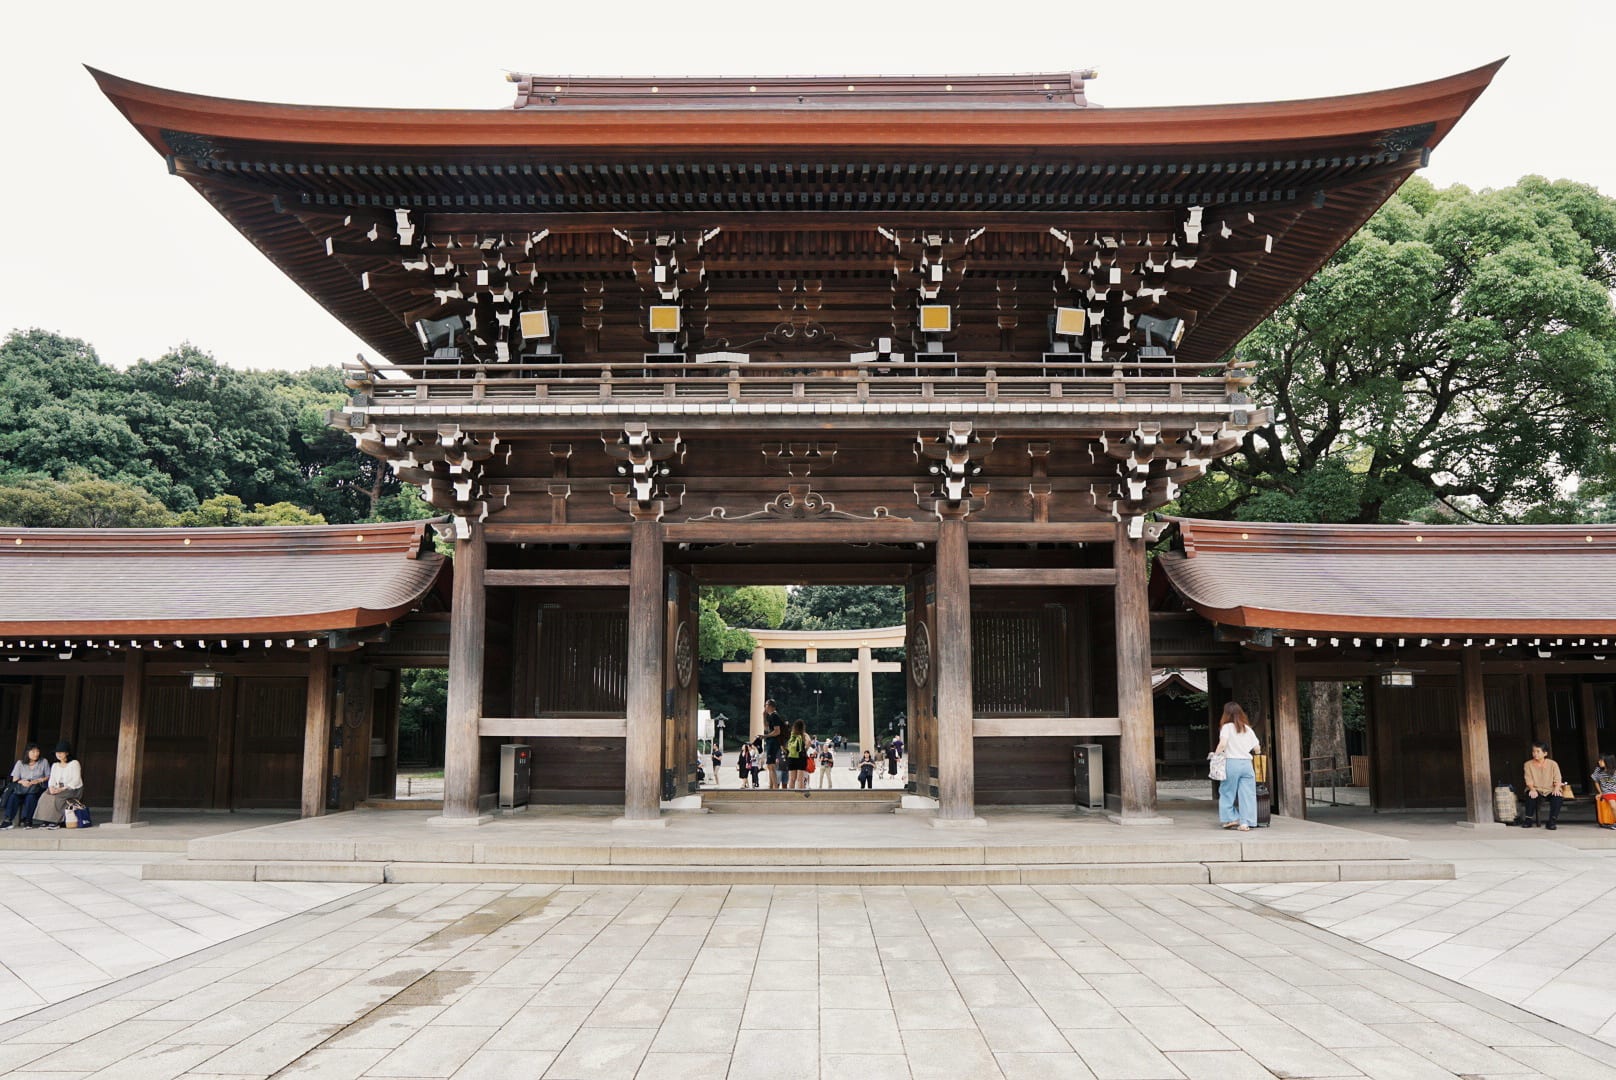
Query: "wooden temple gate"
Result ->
[[95, 63, 1498, 824]]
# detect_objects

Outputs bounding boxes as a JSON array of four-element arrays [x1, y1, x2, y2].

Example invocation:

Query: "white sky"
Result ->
[[3, 0, 1610, 373]]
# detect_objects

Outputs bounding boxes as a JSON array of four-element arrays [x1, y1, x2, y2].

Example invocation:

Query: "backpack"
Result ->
[[788, 734, 804, 757]]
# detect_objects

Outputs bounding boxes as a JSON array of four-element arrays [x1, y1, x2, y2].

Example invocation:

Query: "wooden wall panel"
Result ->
[[971, 606, 1069, 716], [534, 607, 629, 716], [531, 737, 626, 803], [77, 676, 123, 806], [974, 736, 1084, 804], [233, 677, 305, 809], [1371, 677, 1463, 809], [139, 677, 221, 809]]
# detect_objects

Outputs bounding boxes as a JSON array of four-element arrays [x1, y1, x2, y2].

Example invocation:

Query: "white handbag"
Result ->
[[1208, 751, 1227, 782]]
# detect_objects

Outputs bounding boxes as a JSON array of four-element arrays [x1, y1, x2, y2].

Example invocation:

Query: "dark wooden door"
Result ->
[[140, 677, 224, 808], [1371, 677, 1464, 809], [232, 677, 304, 809], [662, 567, 699, 797], [77, 677, 123, 806], [906, 570, 938, 799]]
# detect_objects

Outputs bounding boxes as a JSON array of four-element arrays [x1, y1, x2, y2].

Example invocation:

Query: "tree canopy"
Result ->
[[1178, 176, 1616, 524], [0, 329, 403, 525]]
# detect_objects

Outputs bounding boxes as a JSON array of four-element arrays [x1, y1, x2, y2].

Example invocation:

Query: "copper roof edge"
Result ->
[[1163, 515, 1616, 557], [88, 59, 1504, 151], [0, 519, 440, 555]]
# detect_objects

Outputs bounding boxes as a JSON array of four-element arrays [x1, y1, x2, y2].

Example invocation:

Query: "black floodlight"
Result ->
[[416, 314, 467, 360], [1136, 314, 1185, 351]]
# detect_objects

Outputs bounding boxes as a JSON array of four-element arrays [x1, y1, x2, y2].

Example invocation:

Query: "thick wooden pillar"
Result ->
[[300, 646, 332, 818], [1580, 680, 1601, 796], [442, 523, 487, 820], [857, 645, 876, 755], [749, 644, 767, 740], [12, 681, 33, 764], [59, 675, 82, 748], [1528, 672, 1551, 750], [934, 516, 976, 821], [1459, 647, 1495, 824], [1114, 524, 1157, 819], [111, 652, 146, 825], [624, 519, 665, 821], [1272, 648, 1304, 819]]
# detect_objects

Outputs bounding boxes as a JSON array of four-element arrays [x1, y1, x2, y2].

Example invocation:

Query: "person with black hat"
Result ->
[[32, 742, 82, 830]]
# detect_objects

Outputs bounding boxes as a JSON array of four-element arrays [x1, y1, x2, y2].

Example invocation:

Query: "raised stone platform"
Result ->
[[701, 790, 902, 814], [132, 798, 1453, 885]]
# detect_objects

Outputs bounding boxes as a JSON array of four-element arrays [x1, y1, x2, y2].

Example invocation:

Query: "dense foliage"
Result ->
[[1177, 176, 1616, 524], [699, 585, 907, 749], [0, 329, 400, 525]]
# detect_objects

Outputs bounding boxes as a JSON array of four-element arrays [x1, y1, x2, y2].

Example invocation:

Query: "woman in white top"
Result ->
[[32, 742, 83, 830], [1213, 703, 1261, 831]]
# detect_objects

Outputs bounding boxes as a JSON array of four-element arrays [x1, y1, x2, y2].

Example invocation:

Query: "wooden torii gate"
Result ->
[[722, 626, 904, 753]]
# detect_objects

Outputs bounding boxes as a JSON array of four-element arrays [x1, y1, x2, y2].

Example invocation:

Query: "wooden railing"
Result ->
[[344, 356, 1253, 407]]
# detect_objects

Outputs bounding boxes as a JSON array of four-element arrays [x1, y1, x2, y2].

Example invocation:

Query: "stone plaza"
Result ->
[[0, 809, 1611, 1079]]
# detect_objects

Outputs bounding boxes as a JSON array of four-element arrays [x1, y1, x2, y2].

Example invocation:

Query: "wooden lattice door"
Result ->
[[662, 567, 700, 798], [906, 570, 939, 799]]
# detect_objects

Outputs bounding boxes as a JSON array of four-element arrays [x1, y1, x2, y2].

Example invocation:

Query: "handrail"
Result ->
[[1303, 753, 1345, 806], [343, 357, 1252, 407]]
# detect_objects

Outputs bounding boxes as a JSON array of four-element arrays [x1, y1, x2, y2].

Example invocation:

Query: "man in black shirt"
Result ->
[[762, 700, 785, 790]]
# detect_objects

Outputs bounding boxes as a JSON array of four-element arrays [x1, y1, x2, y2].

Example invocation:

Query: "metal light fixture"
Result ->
[[1380, 668, 1415, 688], [648, 305, 682, 334], [918, 304, 952, 334], [415, 314, 467, 360], [518, 308, 552, 342], [188, 668, 223, 690], [1136, 313, 1185, 351], [1052, 307, 1087, 338]]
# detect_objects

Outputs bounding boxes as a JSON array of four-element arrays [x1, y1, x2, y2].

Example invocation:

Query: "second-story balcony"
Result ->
[[342, 354, 1256, 431]]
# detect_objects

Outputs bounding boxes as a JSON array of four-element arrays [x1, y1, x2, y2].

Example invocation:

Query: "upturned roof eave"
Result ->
[[89, 60, 1504, 156]]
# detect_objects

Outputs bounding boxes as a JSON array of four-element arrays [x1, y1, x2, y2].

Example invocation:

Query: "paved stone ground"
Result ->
[[1229, 812, 1616, 1045], [0, 852, 362, 1025], [0, 878, 1613, 1079]]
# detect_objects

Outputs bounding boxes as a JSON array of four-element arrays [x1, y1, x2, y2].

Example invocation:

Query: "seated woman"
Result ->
[[31, 742, 83, 831], [1, 744, 49, 829]]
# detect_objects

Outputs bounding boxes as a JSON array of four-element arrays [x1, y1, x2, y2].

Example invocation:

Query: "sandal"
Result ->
[[1221, 822, 1239, 829], [1237, 825, 1251, 832]]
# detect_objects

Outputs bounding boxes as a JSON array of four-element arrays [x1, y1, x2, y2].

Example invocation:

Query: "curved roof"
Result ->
[[1159, 517, 1616, 635], [92, 63, 1500, 152], [0, 521, 445, 637], [91, 64, 1501, 369]]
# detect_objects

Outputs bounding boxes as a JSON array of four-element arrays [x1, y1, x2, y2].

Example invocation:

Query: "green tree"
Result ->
[[1198, 176, 1616, 524], [0, 473, 173, 527], [178, 494, 325, 527]]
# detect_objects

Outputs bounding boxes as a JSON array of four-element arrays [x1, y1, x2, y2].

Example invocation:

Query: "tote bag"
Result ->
[[1208, 751, 1227, 782]]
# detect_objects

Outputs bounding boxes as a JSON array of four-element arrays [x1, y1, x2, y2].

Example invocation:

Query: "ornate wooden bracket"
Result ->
[[687, 481, 893, 523], [344, 421, 510, 538], [604, 424, 685, 520], [762, 442, 838, 477], [915, 422, 994, 517]]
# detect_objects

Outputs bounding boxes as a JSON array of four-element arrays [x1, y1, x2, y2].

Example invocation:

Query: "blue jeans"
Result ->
[[1219, 759, 1256, 827], [3, 786, 42, 824]]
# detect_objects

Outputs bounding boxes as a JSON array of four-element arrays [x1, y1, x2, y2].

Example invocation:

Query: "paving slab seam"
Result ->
[[1214, 881, 1616, 1062], [0, 882, 393, 1039]]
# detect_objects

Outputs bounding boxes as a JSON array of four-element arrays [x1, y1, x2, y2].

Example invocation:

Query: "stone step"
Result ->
[[183, 831, 1413, 867], [702, 791, 900, 814], [142, 857, 1454, 886]]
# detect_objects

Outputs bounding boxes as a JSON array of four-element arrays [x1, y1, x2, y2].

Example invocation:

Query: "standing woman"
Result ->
[[857, 750, 875, 790], [1214, 703, 1261, 832], [32, 741, 83, 831], [787, 721, 809, 792]]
